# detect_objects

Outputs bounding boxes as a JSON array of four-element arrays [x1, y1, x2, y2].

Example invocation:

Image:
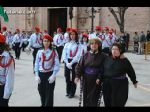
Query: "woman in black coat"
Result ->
[[102, 43, 138, 107], [75, 38, 106, 107]]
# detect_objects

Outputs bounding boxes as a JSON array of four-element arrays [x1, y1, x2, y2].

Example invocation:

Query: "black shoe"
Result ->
[[66, 94, 69, 97], [15, 57, 19, 60], [68, 95, 74, 98]]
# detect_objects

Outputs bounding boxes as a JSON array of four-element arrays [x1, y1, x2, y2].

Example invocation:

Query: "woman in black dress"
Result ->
[[102, 43, 138, 107], [75, 38, 106, 107]]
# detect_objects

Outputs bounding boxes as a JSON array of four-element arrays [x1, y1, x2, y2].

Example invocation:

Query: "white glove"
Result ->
[[48, 75, 56, 84], [66, 63, 72, 69], [35, 75, 41, 84], [57, 44, 60, 47], [12, 43, 15, 46], [25, 47, 31, 55], [25, 47, 30, 51]]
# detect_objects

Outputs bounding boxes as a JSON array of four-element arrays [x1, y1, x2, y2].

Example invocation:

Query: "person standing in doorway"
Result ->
[[64, 28, 71, 44], [53, 27, 65, 62]]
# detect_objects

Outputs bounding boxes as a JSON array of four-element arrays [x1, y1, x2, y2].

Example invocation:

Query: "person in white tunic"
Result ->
[[62, 29, 81, 98], [101, 27, 114, 55], [0, 34, 15, 107], [27, 26, 43, 72], [34, 34, 60, 107], [64, 28, 71, 44], [53, 27, 65, 62], [89, 26, 102, 40], [12, 29, 23, 60], [43, 30, 48, 35], [79, 33, 89, 60]]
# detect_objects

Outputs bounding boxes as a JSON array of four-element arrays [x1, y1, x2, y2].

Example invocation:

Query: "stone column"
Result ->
[[31, 7, 36, 30], [72, 7, 78, 29]]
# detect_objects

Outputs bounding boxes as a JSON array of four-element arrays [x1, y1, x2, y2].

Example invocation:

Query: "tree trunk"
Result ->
[[108, 7, 128, 33], [120, 24, 124, 33]]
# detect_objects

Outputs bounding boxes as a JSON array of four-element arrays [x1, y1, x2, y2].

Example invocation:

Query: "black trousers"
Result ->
[[103, 78, 128, 107], [126, 41, 129, 51], [0, 85, 9, 107], [22, 43, 28, 51], [134, 42, 139, 53], [56, 46, 64, 62], [14, 43, 21, 59], [38, 71, 55, 107], [32, 48, 40, 71], [64, 59, 77, 96], [82, 75, 101, 107]]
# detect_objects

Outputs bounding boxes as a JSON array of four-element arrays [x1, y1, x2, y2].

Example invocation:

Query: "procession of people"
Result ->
[[0, 25, 138, 107]]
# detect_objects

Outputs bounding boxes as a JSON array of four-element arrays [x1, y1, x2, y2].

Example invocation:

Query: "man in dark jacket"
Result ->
[[146, 30, 150, 41], [138, 31, 146, 54], [124, 32, 130, 51]]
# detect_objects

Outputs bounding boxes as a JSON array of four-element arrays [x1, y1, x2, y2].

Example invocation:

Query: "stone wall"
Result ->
[[1, 7, 150, 39]]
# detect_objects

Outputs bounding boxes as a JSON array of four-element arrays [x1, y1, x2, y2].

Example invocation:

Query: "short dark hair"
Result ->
[[41, 40, 52, 50], [135, 32, 138, 34], [80, 36, 89, 44], [69, 31, 79, 43], [0, 43, 10, 54], [89, 39, 102, 53], [110, 43, 124, 54]]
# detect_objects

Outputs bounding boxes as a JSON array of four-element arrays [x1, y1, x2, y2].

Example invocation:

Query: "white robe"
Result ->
[[0, 51, 15, 99]]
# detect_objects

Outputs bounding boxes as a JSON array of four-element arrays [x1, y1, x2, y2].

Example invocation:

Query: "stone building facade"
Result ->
[[1, 7, 150, 38]]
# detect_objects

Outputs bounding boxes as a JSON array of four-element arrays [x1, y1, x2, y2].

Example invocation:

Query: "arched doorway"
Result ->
[[48, 8, 67, 37]]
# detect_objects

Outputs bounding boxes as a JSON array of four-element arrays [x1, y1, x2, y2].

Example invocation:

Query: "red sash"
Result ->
[[56, 38, 59, 44], [41, 50, 56, 71], [105, 39, 112, 46], [99, 35, 102, 40], [0, 56, 15, 69], [70, 46, 78, 57], [82, 49, 84, 56], [60, 35, 64, 40], [36, 34, 42, 44], [0, 57, 13, 68], [100, 35, 105, 41], [16, 34, 21, 42], [56, 34, 64, 45], [109, 35, 113, 40], [105, 35, 112, 46]]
